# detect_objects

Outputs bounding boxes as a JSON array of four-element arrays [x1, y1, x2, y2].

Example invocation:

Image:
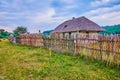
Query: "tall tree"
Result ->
[[13, 26, 27, 36]]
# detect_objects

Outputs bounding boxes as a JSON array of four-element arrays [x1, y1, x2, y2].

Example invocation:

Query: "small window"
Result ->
[[86, 32, 89, 38], [64, 25, 67, 29]]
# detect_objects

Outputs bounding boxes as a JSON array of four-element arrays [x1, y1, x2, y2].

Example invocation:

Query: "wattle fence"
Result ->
[[16, 34, 120, 66], [16, 33, 43, 47]]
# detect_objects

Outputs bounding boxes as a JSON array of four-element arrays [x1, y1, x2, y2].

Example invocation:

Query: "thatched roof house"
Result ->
[[51, 16, 104, 39]]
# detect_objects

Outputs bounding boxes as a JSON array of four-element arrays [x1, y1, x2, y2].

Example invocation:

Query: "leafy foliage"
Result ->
[[100, 24, 120, 34], [43, 30, 53, 37], [13, 26, 27, 36], [0, 29, 11, 38]]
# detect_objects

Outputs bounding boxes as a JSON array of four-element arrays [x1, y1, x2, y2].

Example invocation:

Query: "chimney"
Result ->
[[72, 17, 75, 20], [38, 30, 41, 33]]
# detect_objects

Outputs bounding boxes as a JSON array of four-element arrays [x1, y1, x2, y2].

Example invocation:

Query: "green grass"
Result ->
[[0, 39, 120, 80]]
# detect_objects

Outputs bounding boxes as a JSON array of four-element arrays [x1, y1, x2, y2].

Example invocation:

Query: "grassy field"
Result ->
[[0, 40, 120, 80]]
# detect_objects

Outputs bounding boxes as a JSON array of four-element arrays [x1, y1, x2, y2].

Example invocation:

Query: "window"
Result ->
[[64, 25, 67, 29], [71, 32, 77, 39], [86, 32, 89, 38]]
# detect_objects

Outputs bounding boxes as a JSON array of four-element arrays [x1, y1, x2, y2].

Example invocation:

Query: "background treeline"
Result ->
[[0, 29, 11, 38], [43, 24, 120, 36], [100, 24, 120, 34], [43, 30, 53, 37], [0, 26, 27, 39], [0, 24, 120, 38]]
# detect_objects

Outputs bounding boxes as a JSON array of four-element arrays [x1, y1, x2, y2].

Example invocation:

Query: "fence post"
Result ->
[[100, 36, 103, 61], [74, 34, 78, 55]]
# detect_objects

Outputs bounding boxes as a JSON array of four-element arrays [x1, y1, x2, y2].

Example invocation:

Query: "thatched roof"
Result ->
[[52, 16, 104, 33]]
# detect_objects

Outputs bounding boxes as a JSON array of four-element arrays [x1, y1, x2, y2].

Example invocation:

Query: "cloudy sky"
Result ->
[[0, 0, 120, 32]]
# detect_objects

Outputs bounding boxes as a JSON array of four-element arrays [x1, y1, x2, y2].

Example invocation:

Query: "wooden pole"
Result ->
[[100, 36, 103, 61]]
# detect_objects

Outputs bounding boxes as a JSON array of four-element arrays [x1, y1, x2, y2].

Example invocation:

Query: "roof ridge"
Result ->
[[52, 16, 104, 33]]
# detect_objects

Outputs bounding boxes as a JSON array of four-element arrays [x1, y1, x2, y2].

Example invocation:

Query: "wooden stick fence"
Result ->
[[16, 34, 120, 66], [76, 34, 120, 66], [16, 33, 44, 47]]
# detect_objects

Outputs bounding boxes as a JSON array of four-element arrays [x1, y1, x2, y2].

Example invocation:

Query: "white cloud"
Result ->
[[0, 26, 13, 32], [91, 0, 118, 7], [0, 0, 22, 10], [60, 0, 77, 5], [0, 11, 27, 22], [83, 4, 120, 16], [82, 4, 120, 26], [53, 0, 79, 13], [25, 0, 36, 3], [0, 0, 120, 32], [26, 8, 56, 24], [26, 7, 74, 25], [0, 0, 79, 32], [0, 0, 9, 8], [90, 12, 120, 26]]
